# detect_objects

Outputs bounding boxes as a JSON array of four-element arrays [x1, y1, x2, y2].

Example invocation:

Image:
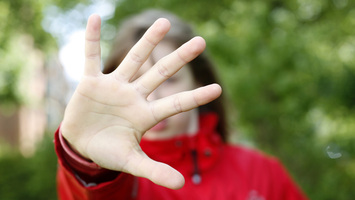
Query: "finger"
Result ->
[[135, 37, 206, 97], [114, 18, 171, 81], [84, 14, 102, 76], [125, 153, 185, 189], [87, 131, 184, 189], [150, 84, 222, 122]]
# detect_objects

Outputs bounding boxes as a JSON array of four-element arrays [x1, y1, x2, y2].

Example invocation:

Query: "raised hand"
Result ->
[[61, 14, 222, 189]]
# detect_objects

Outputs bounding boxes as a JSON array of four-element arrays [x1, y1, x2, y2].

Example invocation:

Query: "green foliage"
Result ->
[[0, 0, 49, 106], [0, 0, 89, 106], [0, 0, 51, 50], [0, 136, 57, 200]]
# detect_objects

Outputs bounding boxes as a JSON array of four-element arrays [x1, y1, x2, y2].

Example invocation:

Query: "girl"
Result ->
[[55, 10, 308, 200]]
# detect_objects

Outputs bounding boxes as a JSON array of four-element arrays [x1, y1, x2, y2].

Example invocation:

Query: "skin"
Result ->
[[61, 14, 222, 190], [140, 41, 200, 140]]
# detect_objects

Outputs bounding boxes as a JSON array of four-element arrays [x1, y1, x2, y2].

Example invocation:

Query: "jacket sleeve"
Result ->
[[54, 126, 138, 200]]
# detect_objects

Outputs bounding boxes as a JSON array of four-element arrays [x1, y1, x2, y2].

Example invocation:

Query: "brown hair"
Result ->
[[103, 9, 228, 142]]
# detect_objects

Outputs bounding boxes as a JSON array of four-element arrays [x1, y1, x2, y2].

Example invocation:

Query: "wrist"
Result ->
[[59, 129, 93, 164], [56, 127, 120, 184]]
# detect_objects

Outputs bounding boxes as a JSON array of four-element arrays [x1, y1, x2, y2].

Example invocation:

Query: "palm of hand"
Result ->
[[61, 14, 221, 189], [63, 74, 160, 182]]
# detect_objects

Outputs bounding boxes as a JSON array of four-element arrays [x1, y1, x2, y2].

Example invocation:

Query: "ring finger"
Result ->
[[134, 36, 206, 97], [113, 18, 171, 81]]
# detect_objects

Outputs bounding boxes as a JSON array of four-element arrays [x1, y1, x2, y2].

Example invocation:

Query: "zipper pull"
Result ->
[[191, 149, 201, 184]]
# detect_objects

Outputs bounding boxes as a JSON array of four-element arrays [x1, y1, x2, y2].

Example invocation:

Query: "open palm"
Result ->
[[61, 14, 221, 189]]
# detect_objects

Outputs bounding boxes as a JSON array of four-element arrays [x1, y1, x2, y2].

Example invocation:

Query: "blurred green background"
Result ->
[[1, 0, 354, 199]]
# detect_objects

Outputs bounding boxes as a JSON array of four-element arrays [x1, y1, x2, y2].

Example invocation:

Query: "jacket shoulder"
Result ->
[[222, 144, 308, 200], [224, 144, 278, 168]]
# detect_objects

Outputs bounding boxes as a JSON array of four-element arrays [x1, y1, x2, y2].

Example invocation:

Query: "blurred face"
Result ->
[[133, 41, 200, 140]]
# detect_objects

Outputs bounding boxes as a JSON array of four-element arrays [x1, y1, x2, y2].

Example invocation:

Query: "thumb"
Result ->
[[125, 152, 185, 190], [85, 131, 185, 189]]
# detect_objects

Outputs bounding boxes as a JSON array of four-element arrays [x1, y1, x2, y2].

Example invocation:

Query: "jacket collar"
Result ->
[[140, 112, 223, 177]]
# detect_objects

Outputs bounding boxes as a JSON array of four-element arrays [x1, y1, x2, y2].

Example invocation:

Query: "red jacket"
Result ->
[[55, 113, 308, 200]]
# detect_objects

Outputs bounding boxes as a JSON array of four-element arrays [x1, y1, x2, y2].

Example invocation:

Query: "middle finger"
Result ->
[[114, 18, 171, 81], [134, 36, 206, 97]]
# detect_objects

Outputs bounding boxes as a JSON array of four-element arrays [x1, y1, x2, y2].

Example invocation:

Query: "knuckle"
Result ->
[[176, 49, 189, 64], [173, 96, 183, 113], [129, 51, 144, 64], [85, 53, 100, 60], [143, 35, 157, 47], [157, 62, 170, 78]]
